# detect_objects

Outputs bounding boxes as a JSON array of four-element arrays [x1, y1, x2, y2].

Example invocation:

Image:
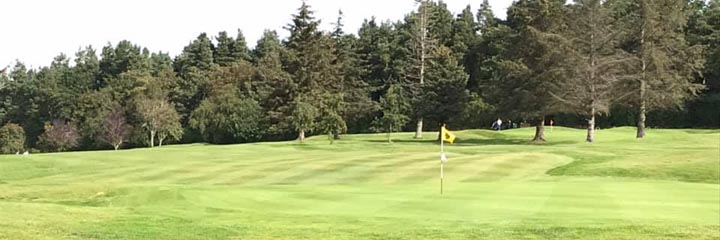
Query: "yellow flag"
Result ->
[[441, 126, 456, 144]]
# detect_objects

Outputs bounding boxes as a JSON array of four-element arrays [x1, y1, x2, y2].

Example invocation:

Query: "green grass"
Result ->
[[0, 127, 718, 239]]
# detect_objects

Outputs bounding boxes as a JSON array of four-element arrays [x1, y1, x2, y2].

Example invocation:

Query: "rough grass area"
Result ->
[[0, 127, 718, 239]]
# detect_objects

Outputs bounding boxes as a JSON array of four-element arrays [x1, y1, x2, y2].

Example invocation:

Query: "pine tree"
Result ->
[[254, 30, 296, 139], [357, 18, 395, 101], [231, 29, 252, 63], [619, 0, 705, 138], [214, 31, 236, 66], [451, 5, 478, 62], [378, 84, 410, 142], [284, 1, 344, 141], [497, 0, 568, 142], [421, 46, 470, 129], [174, 33, 215, 75], [550, 0, 634, 142], [407, 0, 435, 139], [333, 10, 377, 134], [477, 0, 498, 34]]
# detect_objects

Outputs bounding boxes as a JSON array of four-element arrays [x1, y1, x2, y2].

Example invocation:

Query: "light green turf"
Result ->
[[0, 127, 718, 239]]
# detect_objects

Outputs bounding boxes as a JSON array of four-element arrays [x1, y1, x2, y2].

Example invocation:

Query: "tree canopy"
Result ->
[[0, 0, 716, 152]]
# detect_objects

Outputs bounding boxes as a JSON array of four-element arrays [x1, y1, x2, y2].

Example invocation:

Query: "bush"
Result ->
[[0, 123, 25, 154], [190, 90, 266, 144], [38, 120, 80, 152]]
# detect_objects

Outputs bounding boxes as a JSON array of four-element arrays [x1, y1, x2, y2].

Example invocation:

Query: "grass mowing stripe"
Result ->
[[0, 128, 717, 239]]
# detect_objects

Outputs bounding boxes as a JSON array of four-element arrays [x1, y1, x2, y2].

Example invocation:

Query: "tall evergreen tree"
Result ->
[[421, 46, 470, 129], [214, 31, 237, 66], [496, 0, 568, 141], [550, 0, 633, 142], [406, 0, 436, 139], [232, 29, 252, 63], [477, 0, 498, 34], [254, 30, 296, 139], [618, 0, 705, 138], [333, 10, 378, 134], [284, 1, 344, 140], [451, 5, 478, 62]]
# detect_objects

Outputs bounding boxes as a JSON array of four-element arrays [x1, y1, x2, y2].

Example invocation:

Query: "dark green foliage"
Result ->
[[214, 30, 251, 66], [0, 123, 25, 153], [333, 11, 378, 134], [254, 31, 296, 138], [615, 0, 705, 138], [477, 0, 498, 33], [451, 6, 478, 62], [190, 89, 264, 144], [99, 41, 151, 87], [376, 84, 410, 142], [494, 0, 568, 141], [420, 46, 470, 127], [174, 33, 215, 73], [316, 93, 348, 143], [1, 0, 716, 151]]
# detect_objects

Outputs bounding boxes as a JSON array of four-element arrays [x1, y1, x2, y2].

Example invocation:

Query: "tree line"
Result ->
[[0, 0, 718, 153]]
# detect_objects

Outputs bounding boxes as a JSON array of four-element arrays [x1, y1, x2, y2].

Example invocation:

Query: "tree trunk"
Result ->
[[114, 144, 120, 151], [637, 23, 647, 139], [637, 98, 647, 138], [299, 129, 306, 143], [532, 117, 546, 142], [586, 109, 595, 143], [414, 118, 423, 139], [149, 130, 155, 148], [414, 1, 427, 140], [159, 137, 164, 147]]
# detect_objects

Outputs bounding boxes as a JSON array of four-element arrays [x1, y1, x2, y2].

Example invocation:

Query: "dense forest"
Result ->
[[0, 0, 718, 153]]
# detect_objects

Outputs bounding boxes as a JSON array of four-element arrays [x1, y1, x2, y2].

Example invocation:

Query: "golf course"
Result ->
[[0, 127, 718, 239]]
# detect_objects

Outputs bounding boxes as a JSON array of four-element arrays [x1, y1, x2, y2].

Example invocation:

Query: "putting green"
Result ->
[[0, 127, 718, 239]]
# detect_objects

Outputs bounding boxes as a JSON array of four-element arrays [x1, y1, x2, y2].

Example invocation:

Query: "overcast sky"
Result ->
[[1, 0, 513, 69]]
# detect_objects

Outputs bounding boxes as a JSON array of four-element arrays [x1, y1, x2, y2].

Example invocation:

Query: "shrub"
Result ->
[[0, 123, 25, 154], [38, 120, 80, 152]]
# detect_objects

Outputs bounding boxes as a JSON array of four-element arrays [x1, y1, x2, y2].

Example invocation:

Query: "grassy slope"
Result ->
[[0, 127, 718, 239]]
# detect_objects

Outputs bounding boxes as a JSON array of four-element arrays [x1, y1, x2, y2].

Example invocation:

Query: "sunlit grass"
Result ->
[[0, 127, 718, 239]]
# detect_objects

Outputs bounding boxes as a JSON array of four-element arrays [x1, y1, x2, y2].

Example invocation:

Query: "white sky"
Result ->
[[0, 0, 513, 69]]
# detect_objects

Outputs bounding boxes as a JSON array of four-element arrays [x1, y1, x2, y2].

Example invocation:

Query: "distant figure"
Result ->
[[549, 119, 555, 132], [507, 120, 513, 129], [492, 118, 503, 131], [22, 151, 29, 156], [15, 151, 19, 155]]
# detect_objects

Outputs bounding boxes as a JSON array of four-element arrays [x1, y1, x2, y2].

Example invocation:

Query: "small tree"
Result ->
[[317, 93, 347, 144], [291, 97, 318, 143], [0, 123, 25, 154], [38, 120, 80, 152], [379, 84, 410, 142], [99, 107, 131, 150], [156, 107, 183, 147], [136, 98, 183, 148]]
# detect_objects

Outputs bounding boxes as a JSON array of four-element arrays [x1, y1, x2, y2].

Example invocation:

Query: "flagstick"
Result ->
[[440, 128, 444, 195]]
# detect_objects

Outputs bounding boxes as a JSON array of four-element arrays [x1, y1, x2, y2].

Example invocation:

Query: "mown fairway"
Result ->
[[0, 127, 718, 239]]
